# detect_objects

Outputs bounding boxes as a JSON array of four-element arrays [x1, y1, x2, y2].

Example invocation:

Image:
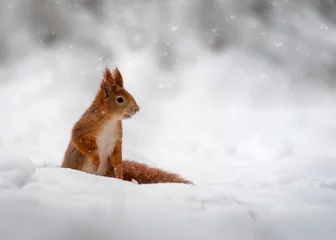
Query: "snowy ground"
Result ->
[[2, 1, 336, 239]]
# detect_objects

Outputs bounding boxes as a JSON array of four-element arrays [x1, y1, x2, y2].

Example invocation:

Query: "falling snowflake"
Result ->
[[274, 41, 283, 47]]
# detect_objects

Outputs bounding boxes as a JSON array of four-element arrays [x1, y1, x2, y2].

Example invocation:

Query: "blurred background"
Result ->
[[1, 0, 336, 184]]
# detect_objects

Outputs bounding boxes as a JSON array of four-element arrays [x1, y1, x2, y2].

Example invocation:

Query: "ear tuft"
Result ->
[[103, 67, 113, 82], [112, 66, 124, 87]]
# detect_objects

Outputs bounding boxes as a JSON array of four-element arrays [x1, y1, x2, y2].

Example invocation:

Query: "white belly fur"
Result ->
[[83, 120, 118, 175]]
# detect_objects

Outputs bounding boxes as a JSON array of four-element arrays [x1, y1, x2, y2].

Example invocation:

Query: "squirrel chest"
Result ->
[[83, 120, 119, 175]]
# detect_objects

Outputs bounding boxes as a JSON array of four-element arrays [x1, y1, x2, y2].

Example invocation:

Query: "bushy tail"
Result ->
[[122, 160, 193, 185]]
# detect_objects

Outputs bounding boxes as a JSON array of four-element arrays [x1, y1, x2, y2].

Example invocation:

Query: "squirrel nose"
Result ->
[[131, 105, 139, 115]]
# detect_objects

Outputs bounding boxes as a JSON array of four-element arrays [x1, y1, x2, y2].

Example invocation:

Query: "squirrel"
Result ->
[[61, 66, 192, 185]]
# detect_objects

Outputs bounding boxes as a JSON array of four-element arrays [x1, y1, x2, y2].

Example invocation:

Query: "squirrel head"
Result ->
[[98, 66, 140, 120]]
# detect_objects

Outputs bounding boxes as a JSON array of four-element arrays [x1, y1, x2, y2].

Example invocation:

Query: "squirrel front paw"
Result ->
[[91, 155, 100, 172], [91, 162, 99, 172], [115, 164, 123, 180]]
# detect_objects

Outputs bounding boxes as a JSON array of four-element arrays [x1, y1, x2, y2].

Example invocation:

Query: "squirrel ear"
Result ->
[[101, 68, 113, 99], [101, 80, 111, 99], [112, 66, 124, 87]]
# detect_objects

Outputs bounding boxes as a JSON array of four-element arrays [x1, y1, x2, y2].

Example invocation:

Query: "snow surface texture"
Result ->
[[1, 0, 336, 239]]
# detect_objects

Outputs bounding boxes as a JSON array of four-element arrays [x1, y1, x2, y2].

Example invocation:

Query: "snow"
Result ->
[[1, 0, 336, 239], [1, 156, 336, 240], [0, 158, 35, 189]]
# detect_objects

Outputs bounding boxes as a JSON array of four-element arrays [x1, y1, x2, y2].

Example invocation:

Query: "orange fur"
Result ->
[[62, 66, 138, 179], [121, 160, 193, 184], [61, 66, 192, 185]]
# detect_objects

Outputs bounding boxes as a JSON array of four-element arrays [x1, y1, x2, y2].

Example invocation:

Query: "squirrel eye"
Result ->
[[116, 96, 124, 103]]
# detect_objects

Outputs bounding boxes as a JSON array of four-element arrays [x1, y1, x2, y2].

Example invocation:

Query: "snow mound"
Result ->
[[0, 164, 336, 240], [0, 158, 36, 189]]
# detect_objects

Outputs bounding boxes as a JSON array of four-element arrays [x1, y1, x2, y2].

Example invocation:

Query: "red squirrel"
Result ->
[[61, 66, 192, 185]]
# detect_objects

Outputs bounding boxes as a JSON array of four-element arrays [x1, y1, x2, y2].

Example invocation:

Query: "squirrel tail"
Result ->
[[122, 160, 193, 185]]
